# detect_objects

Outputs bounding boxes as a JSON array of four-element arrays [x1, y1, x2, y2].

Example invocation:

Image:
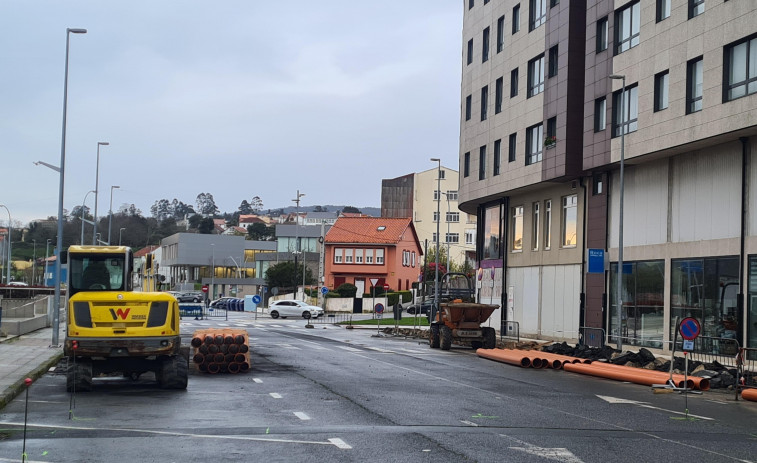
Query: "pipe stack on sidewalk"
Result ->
[[476, 348, 590, 370], [190, 329, 250, 374]]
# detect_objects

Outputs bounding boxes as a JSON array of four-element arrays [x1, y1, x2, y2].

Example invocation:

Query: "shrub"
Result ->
[[335, 283, 358, 298]]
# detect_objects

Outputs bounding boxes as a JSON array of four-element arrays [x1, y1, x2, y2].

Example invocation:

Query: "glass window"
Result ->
[[594, 97, 606, 132], [546, 116, 556, 147], [345, 249, 353, 263], [479, 145, 487, 180], [465, 94, 472, 121], [529, 0, 546, 31], [532, 202, 540, 251], [495, 77, 503, 114], [464, 152, 470, 177], [433, 211, 440, 222], [355, 250, 363, 264], [654, 70, 669, 112], [544, 199, 552, 249], [482, 27, 490, 63], [497, 15, 505, 53], [467, 39, 473, 65], [508, 133, 517, 162], [493, 139, 502, 175], [512, 206, 523, 252], [446, 212, 460, 223], [469, 0, 474, 9], [614, 1, 640, 55], [481, 85, 488, 121], [548, 45, 558, 78], [376, 249, 384, 264], [687, 57, 703, 114], [747, 256, 757, 350], [612, 84, 638, 137], [527, 54, 545, 97], [510, 68, 519, 97], [512, 4, 521, 34], [592, 174, 603, 195], [656, 0, 670, 22], [689, 0, 704, 19], [561, 195, 577, 247], [609, 260, 665, 348], [725, 36, 757, 102], [596, 16, 608, 52], [334, 248, 343, 263], [550, 0, 559, 6], [483, 205, 501, 260], [465, 230, 475, 245], [526, 123, 543, 165], [445, 233, 460, 244], [365, 249, 373, 264], [447, 190, 458, 200]]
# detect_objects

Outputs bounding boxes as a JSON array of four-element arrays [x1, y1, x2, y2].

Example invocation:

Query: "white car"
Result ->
[[268, 300, 324, 319]]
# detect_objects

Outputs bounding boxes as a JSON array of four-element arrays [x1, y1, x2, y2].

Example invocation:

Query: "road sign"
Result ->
[[320, 286, 329, 295], [587, 249, 605, 274], [679, 317, 701, 341], [374, 303, 384, 314], [370, 278, 379, 286], [201, 285, 209, 293], [383, 284, 390, 290], [251, 295, 261, 304]]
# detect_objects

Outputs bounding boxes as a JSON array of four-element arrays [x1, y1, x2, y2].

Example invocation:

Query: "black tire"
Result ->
[[270, 310, 279, 319], [471, 341, 483, 350], [158, 355, 188, 389], [482, 327, 497, 349], [66, 358, 93, 393], [441, 326, 453, 351], [302, 311, 311, 319], [429, 325, 440, 348], [407, 306, 416, 315]]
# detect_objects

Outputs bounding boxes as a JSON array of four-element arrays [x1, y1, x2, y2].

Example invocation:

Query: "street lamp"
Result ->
[[0, 205, 11, 284], [80, 190, 96, 244], [610, 74, 626, 352], [54, 27, 87, 346], [430, 158, 441, 314], [92, 141, 109, 245], [119, 228, 126, 246], [107, 185, 120, 244], [292, 190, 305, 300]]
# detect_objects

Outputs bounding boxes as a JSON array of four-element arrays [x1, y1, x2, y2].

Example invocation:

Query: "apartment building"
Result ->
[[459, 0, 757, 351]]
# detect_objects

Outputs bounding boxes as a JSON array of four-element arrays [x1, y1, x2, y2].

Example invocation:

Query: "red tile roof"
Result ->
[[325, 217, 416, 245], [133, 245, 159, 257]]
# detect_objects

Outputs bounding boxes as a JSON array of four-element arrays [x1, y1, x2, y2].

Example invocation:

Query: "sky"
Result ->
[[1, 1, 463, 226]]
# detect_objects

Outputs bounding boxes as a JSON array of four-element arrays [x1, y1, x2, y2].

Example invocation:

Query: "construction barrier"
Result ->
[[190, 328, 250, 374], [737, 347, 757, 401]]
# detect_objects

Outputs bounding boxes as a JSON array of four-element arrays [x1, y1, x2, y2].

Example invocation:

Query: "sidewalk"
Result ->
[[0, 324, 64, 410]]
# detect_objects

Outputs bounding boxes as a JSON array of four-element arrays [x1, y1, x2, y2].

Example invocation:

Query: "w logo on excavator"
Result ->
[[109, 308, 131, 320]]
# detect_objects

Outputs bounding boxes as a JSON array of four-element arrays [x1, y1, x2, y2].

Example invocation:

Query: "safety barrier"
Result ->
[[658, 336, 742, 368], [500, 320, 519, 342], [737, 347, 757, 400], [580, 327, 606, 348], [178, 303, 203, 319], [309, 313, 354, 325]]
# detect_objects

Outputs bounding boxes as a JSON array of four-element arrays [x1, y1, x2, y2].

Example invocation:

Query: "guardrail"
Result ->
[[500, 320, 519, 342], [310, 313, 354, 325]]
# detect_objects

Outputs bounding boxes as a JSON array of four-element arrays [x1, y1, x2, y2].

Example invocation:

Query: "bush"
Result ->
[[335, 283, 358, 298]]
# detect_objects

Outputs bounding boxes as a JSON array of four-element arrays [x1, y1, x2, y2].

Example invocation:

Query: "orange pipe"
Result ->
[[587, 362, 707, 391], [537, 352, 591, 366], [741, 388, 757, 402], [477, 348, 532, 368]]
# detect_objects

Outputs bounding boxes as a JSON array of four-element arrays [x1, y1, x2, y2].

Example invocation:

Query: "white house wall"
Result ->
[[540, 265, 581, 341]]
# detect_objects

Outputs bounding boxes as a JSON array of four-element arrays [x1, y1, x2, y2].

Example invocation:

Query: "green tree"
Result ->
[[341, 206, 361, 214], [238, 200, 252, 215], [247, 223, 273, 240], [198, 217, 215, 234], [196, 192, 219, 216], [265, 261, 314, 290]]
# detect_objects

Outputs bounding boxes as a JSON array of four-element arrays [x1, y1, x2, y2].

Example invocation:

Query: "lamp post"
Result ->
[[430, 158, 441, 313], [0, 205, 11, 284], [119, 228, 126, 246], [44, 239, 51, 287], [292, 190, 305, 300], [442, 192, 451, 268], [107, 185, 120, 244], [92, 141, 109, 245], [54, 27, 87, 346], [80, 190, 95, 244], [610, 74, 626, 352]]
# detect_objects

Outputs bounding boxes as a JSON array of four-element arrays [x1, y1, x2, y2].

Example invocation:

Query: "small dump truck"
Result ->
[[64, 245, 188, 391], [428, 273, 498, 351]]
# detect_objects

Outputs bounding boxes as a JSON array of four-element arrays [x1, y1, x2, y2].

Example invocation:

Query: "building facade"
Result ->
[[459, 0, 757, 351]]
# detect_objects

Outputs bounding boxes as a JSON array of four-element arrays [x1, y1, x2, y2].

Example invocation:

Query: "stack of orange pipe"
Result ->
[[563, 362, 709, 391], [477, 348, 554, 369], [741, 388, 757, 402], [191, 328, 250, 374]]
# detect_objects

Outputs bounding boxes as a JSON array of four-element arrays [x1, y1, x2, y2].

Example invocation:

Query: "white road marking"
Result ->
[[460, 420, 479, 427], [367, 347, 394, 353], [27, 400, 66, 404], [217, 323, 229, 327], [596, 395, 713, 421], [253, 378, 263, 383], [328, 438, 352, 449], [294, 412, 310, 420], [504, 436, 584, 463], [270, 393, 282, 399]]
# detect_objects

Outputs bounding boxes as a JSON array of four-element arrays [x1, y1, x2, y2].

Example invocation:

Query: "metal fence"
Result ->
[[737, 347, 757, 398], [309, 313, 354, 325], [662, 336, 742, 368], [500, 320, 519, 342], [580, 327, 606, 348]]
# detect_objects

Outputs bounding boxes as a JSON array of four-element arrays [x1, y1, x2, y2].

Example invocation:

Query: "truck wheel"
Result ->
[[158, 355, 188, 389], [482, 327, 497, 349], [441, 326, 453, 351], [66, 358, 93, 392], [429, 325, 440, 348]]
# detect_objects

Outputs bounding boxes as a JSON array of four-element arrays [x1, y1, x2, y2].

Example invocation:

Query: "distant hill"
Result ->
[[270, 205, 380, 216]]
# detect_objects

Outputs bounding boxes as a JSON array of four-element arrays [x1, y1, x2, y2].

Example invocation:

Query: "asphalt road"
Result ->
[[0, 313, 755, 462]]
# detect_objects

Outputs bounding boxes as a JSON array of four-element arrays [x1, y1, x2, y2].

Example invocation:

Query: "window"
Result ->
[[546, 117, 556, 147], [612, 84, 638, 137], [446, 212, 460, 223], [508, 133, 517, 162], [469, 0, 474, 9], [482, 27, 490, 63], [609, 260, 666, 347], [526, 123, 543, 165], [548, 45, 558, 78], [483, 205, 501, 260], [467, 39, 473, 65], [688, 0, 704, 19], [465, 95, 472, 121], [512, 4, 520, 34], [527, 54, 545, 97], [532, 202, 540, 250], [725, 35, 757, 101], [334, 248, 343, 263], [376, 249, 384, 264], [495, 77, 503, 114], [654, 70, 669, 112], [562, 195, 577, 247], [687, 57, 703, 114], [544, 200, 552, 249], [463, 152, 470, 177], [440, 170, 446, 179], [615, 1, 640, 55], [596, 17, 608, 53], [496, 16, 505, 53], [550, 0, 559, 6], [465, 230, 475, 245], [433, 211, 440, 222], [479, 145, 487, 180], [510, 68, 519, 97], [445, 233, 460, 244], [365, 249, 373, 264], [484, 0, 489, 3], [447, 190, 458, 200], [512, 206, 523, 251], [493, 139, 502, 175], [434, 190, 441, 201], [433, 232, 438, 243], [481, 85, 488, 121], [594, 97, 606, 132], [529, 0, 546, 31], [656, 0, 670, 22], [345, 249, 353, 263], [355, 250, 363, 264], [592, 173, 603, 195]]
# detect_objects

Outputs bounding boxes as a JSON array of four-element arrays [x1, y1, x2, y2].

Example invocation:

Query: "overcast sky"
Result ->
[[1, 1, 463, 226]]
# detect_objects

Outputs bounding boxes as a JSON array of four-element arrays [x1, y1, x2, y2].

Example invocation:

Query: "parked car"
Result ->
[[8, 281, 29, 287], [268, 300, 324, 319], [210, 297, 236, 310], [406, 299, 435, 315], [176, 292, 203, 303]]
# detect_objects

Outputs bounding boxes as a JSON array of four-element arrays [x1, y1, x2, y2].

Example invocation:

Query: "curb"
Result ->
[[0, 351, 64, 410]]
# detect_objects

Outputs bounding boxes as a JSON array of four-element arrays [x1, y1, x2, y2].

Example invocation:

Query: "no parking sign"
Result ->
[[679, 317, 701, 351]]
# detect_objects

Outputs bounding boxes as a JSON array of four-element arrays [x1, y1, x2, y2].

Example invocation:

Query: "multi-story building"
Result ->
[[458, 0, 757, 352], [382, 167, 477, 270]]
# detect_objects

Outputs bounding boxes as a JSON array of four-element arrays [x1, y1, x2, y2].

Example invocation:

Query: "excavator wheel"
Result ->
[[158, 355, 188, 389], [441, 326, 453, 351], [66, 358, 93, 392], [482, 327, 497, 349], [429, 325, 440, 348]]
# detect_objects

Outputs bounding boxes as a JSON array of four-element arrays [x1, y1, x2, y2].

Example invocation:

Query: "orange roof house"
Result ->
[[324, 217, 422, 293]]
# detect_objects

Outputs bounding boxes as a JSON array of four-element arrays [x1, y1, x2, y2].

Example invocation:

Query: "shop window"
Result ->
[[609, 260, 665, 348]]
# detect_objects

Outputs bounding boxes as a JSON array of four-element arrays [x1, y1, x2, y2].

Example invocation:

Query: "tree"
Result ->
[[265, 261, 314, 290], [198, 217, 215, 234], [249, 196, 264, 212], [238, 200, 252, 215], [196, 193, 219, 216], [247, 223, 273, 241], [150, 199, 172, 221], [342, 206, 361, 214], [171, 199, 195, 220], [188, 214, 203, 229]]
